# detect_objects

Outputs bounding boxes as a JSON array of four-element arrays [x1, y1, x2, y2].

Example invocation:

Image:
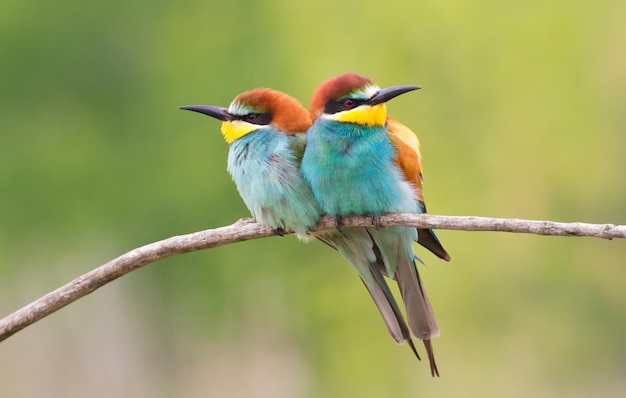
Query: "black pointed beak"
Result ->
[[367, 85, 421, 106], [179, 105, 234, 121]]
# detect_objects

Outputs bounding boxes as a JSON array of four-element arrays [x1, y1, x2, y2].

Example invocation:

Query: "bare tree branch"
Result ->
[[1, 214, 624, 342]]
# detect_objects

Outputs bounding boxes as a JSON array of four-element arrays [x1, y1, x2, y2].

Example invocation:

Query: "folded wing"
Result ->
[[387, 118, 451, 261]]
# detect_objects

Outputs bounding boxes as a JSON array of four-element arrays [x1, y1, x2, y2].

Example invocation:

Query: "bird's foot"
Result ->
[[334, 215, 344, 232], [274, 227, 285, 237], [371, 215, 383, 230]]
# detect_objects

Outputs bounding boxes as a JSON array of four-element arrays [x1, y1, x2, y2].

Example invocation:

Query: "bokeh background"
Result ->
[[1, 0, 625, 396]]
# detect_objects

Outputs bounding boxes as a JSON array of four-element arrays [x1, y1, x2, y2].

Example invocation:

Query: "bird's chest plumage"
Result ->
[[302, 120, 416, 216], [228, 131, 294, 204], [226, 129, 320, 234]]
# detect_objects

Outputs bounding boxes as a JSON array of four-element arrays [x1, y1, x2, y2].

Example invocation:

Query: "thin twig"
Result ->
[[1, 214, 624, 342]]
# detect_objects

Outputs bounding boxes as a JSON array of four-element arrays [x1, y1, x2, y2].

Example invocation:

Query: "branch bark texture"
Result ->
[[1, 214, 624, 342]]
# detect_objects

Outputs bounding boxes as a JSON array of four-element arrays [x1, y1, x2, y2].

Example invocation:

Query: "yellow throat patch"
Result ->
[[221, 120, 259, 144], [330, 103, 387, 127]]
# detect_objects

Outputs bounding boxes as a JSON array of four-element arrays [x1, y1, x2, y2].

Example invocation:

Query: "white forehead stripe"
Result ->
[[228, 100, 251, 116], [363, 84, 380, 99]]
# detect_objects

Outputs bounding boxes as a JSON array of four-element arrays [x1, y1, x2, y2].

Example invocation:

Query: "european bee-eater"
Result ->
[[180, 87, 426, 367], [301, 72, 450, 376], [179, 88, 322, 238]]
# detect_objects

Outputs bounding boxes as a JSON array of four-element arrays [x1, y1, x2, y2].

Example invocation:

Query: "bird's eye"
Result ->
[[239, 112, 272, 125], [324, 98, 364, 114]]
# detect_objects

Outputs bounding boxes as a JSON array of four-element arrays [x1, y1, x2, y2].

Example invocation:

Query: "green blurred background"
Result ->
[[1, 0, 625, 396]]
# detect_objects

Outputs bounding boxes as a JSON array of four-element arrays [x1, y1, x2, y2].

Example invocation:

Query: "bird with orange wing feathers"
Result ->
[[301, 73, 450, 376]]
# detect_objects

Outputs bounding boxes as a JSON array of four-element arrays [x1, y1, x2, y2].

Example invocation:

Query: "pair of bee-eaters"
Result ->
[[180, 72, 450, 377]]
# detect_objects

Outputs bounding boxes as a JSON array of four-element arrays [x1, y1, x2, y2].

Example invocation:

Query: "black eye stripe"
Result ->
[[323, 98, 367, 114], [236, 112, 272, 125]]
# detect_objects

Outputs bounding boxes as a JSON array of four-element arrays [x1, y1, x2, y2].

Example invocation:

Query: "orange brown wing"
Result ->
[[387, 117, 425, 203], [388, 117, 451, 261]]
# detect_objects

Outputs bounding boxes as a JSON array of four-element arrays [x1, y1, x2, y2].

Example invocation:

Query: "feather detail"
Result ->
[[388, 117, 451, 261], [228, 129, 321, 237], [387, 117, 424, 200], [316, 229, 420, 358], [233, 88, 312, 134], [310, 72, 375, 120]]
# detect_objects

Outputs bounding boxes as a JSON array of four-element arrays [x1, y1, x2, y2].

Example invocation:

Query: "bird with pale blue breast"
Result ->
[[180, 88, 322, 239]]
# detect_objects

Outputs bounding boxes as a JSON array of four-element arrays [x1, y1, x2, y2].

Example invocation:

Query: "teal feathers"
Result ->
[[181, 77, 448, 377], [180, 88, 321, 238], [302, 73, 447, 376]]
